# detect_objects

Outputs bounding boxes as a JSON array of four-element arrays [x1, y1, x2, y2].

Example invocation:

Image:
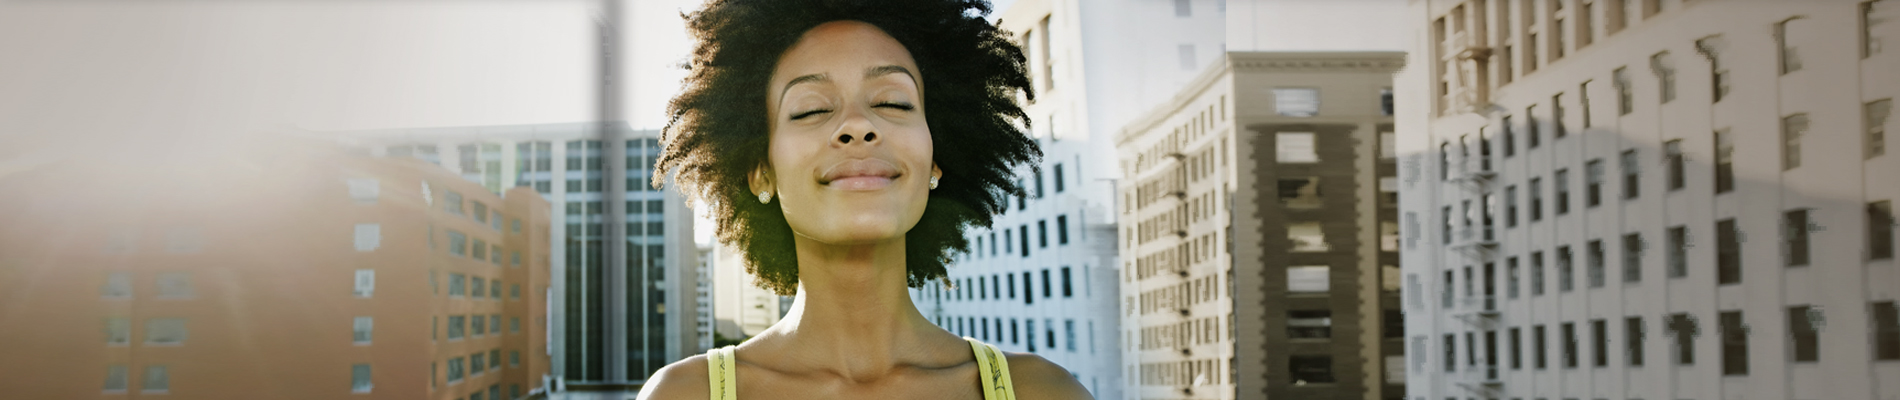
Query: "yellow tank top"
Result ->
[[704, 337, 1015, 400]]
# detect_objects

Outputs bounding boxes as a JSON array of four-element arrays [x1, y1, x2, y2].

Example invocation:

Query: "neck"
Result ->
[[761, 234, 941, 377]]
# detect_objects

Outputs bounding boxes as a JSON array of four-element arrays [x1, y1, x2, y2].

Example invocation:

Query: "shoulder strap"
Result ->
[[706, 346, 737, 400], [965, 337, 1016, 400]]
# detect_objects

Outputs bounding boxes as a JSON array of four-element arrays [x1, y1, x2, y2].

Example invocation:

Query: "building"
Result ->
[[1116, 51, 1406, 400], [1395, 1, 1899, 400], [709, 243, 785, 343], [0, 134, 553, 399], [694, 245, 714, 351], [329, 122, 700, 390]]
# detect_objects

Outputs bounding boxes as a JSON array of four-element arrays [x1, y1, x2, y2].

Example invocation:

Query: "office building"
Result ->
[[330, 122, 699, 389], [1117, 51, 1405, 400], [0, 135, 552, 399], [1395, 1, 1899, 400]]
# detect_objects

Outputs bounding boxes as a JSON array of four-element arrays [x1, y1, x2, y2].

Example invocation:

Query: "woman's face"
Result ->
[[759, 20, 937, 246]]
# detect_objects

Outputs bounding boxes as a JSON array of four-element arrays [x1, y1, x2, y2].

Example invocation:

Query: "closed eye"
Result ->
[[876, 102, 915, 111], [790, 109, 832, 120]]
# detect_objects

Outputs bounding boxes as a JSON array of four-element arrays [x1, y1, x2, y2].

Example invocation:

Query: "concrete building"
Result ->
[[1117, 51, 1406, 400], [694, 245, 714, 351], [1395, 1, 1899, 400], [0, 134, 553, 399], [329, 122, 699, 390], [708, 243, 785, 343]]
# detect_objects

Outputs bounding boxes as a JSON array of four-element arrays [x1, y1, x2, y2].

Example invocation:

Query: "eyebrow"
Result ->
[[776, 65, 918, 107]]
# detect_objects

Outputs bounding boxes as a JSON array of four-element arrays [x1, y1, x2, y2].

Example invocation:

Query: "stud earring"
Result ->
[[758, 191, 772, 204], [929, 176, 939, 190]]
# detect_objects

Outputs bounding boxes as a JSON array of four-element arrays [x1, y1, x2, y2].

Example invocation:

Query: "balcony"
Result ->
[[1451, 295, 1499, 329], [1454, 365, 1503, 395], [1438, 31, 1492, 116]]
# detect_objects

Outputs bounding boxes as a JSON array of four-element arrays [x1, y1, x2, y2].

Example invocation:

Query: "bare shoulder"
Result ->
[[1003, 352, 1093, 400], [635, 354, 712, 400]]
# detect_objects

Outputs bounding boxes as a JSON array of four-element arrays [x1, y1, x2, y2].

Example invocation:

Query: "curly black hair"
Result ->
[[654, 0, 1040, 295]]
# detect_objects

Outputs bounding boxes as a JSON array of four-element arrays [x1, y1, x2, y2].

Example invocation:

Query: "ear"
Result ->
[[931, 164, 942, 181], [748, 162, 775, 198]]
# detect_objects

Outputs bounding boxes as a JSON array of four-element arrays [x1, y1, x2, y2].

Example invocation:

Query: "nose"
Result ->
[[833, 110, 879, 145], [836, 131, 878, 144]]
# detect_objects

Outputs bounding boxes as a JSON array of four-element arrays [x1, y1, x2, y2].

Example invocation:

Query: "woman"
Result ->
[[638, 0, 1092, 399]]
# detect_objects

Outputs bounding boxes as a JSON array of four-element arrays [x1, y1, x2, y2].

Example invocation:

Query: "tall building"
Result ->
[[1396, 1, 1899, 400], [694, 245, 714, 351], [709, 243, 785, 342], [1117, 51, 1405, 400], [330, 121, 699, 390], [0, 135, 553, 399]]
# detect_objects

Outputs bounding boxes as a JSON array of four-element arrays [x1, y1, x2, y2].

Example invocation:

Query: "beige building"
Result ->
[[709, 243, 783, 341], [1117, 51, 1406, 400], [1395, 1, 1899, 400]]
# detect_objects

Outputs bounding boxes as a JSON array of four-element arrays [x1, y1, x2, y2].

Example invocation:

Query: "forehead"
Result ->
[[770, 20, 920, 85]]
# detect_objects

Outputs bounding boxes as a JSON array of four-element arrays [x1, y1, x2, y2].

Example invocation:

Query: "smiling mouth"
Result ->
[[818, 158, 902, 191]]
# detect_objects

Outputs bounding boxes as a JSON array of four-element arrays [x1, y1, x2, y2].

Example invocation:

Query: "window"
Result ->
[[354, 316, 373, 344], [1777, 18, 1804, 74], [1288, 265, 1330, 294], [1585, 160, 1603, 207], [1699, 37, 1731, 102], [1667, 226, 1688, 278], [1622, 233, 1643, 283], [1869, 99, 1891, 158], [1531, 251, 1546, 296], [1562, 322, 1579, 368], [1526, 105, 1541, 148], [444, 191, 465, 215], [1614, 67, 1633, 115], [490, 282, 501, 299], [1529, 177, 1544, 221], [1508, 327, 1522, 369], [472, 312, 486, 336], [471, 352, 486, 374], [1442, 271, 1455, 308], [1553, 93, 1568, 138], [1289, 355, 1335, 383], [449, 231, 467, 256], [1278, 177, 1322, 209], [1277, 132, 1318, 163], [103, 272, 132, 298], [142, 365, 169, 393], [1502, 116, 1516, 157], [1288, 310, 1332, 338], [490, 349, 501, 370], [1019, 225, 1030, 257], [106, 317, 130, 345], [1381, 87, 1395, 116], [1720, 311, 1747, 375], [1618, 150, 1640, 200], [348, 178, 379, 203], [1869, 0, 1894, 58], [354, 269, 375, 298], [471, 278, 485, 299], [352, 364, 373, 393], [1627, 316, 1646, 366], [1875, 301, 1900, 360], [1555, 169, 1571, 214], [1288, 222, 1327, 252], [1717, 219, 1741, 285], [449, 273, 466, 297], [1507, 257, 1521, 299], [1053, 163, 1065, 193], [512, 350, 522, 367], [104, 365, 128, 392], [1533, 325, 1548, 369], [1440, 142, 1452, 181], [1592, 319, 1609, 367], [1587, 240, 1605, 288], [511, 317, 520, 333], [155, 272, 192, 298], [1060, 267, 1073, 297], [1652, 51, 1676, 103], [1382, 132, 1397, 159], [143, 318, 187, 345], [1783, 114, 1808, 170], [448, 315, 465, 340], [1557, 246, 1574, 292], [1786, 209, 1811, 267], [1670, 313, 1696, 365], [1274, 88, 1320, 117], [448, 357, 465, 382], [1714, 130, 1734, 193], [1173, 0, 1190, 17], [472, 239, 487, 260], [1789, 305, 1820, 362], [1872, 201, 1894, 260], [511, 284, 521, 300], [1037, 220, 1048, 248], [1381, 221, 1399, 251]]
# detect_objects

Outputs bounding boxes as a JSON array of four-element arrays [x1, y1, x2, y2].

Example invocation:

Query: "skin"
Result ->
[[637, 21, 1091, 400]]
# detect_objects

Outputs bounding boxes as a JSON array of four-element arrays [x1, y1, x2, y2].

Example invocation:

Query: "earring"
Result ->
[[758, 191, 772, 204], [929, 176, 939, 190]]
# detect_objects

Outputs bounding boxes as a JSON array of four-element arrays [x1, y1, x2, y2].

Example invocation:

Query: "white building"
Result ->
[[330, 122, 701, 388], [1395, 1, 1899, 400], [709, 243, 784, 342]]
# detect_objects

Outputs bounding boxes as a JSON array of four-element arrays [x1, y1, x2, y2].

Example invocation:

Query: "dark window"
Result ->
[[1717, 219, 1741, 285], [1019, 225, 1030, 257], [1870, 201, 1893, 260], [1533, 325, 1548, 369], [1384, 309, 1404, 338], [1621, 150, 1640, 199], [1715, 130, 1735, 193], [1034, 167, 1045, 198], [1053, 163, 1065, 193], [1060, 267, 1073, 297], [1720, 311, 1747, 375], [1288, 310, 1332, 338], [1553, 93, 1568, 138], [1874, 301, 1900, 360], [1665, 139, 1685, 190], [1443, 206, 1454, 245], [1530, 177, 1544, 221], [1289, 355, 1335, 384], [1668, 226, 1689, 278], [1440, 142, 1452, 181], [1592, 319, 1609, 367], [1562, 322, 1579, 368], [1870, 99, 1891, 158], [1509, 327, 1523, 369], [1038, 220, 1049, 248], [1557, 246, 1574, 292], [1786, 209, 1810, 267], [1022, 272, 1032, 305], [1669, 313, 1696, 365], [1040, 269, 1051, 298], [1615, 67, 1634, 115], [1442, 271, 1455, 309], [1531, 251, 1546, 296], [1057, 215, 1069, 245], [1555, 169, 1571, 215], [1789, 305, 1819, 362], [1587, 240, 1605, 288], [1503, 116, 1517, 157], [1444, 334, 1458, 371], [1007, 274, 1017, 299], [1526, 105, 1541, 148], [1506, 185, 1519, 227], [1626, 316, 1645, 366], [1623, 233, 1643, 283]]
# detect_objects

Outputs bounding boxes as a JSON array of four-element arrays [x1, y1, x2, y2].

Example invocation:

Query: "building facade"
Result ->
[[0, 135, 553, 399], [331, 122, 699, 389], [1395, 1, 1899, 400], [709, 243, 785, 343], [1117, 51, 1406, 400]]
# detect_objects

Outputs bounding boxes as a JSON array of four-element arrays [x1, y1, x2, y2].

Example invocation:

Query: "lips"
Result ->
[[818, 158, 902, 191]]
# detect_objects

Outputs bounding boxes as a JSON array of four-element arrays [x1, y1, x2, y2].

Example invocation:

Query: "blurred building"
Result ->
[[1395, 1, 1898, 400], [693, 245, 713, 351], [0, 134, 553, 399], [709, 244, 783, 342], [330, 122, 699, 390], [1117, 51, 1405, 400]]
